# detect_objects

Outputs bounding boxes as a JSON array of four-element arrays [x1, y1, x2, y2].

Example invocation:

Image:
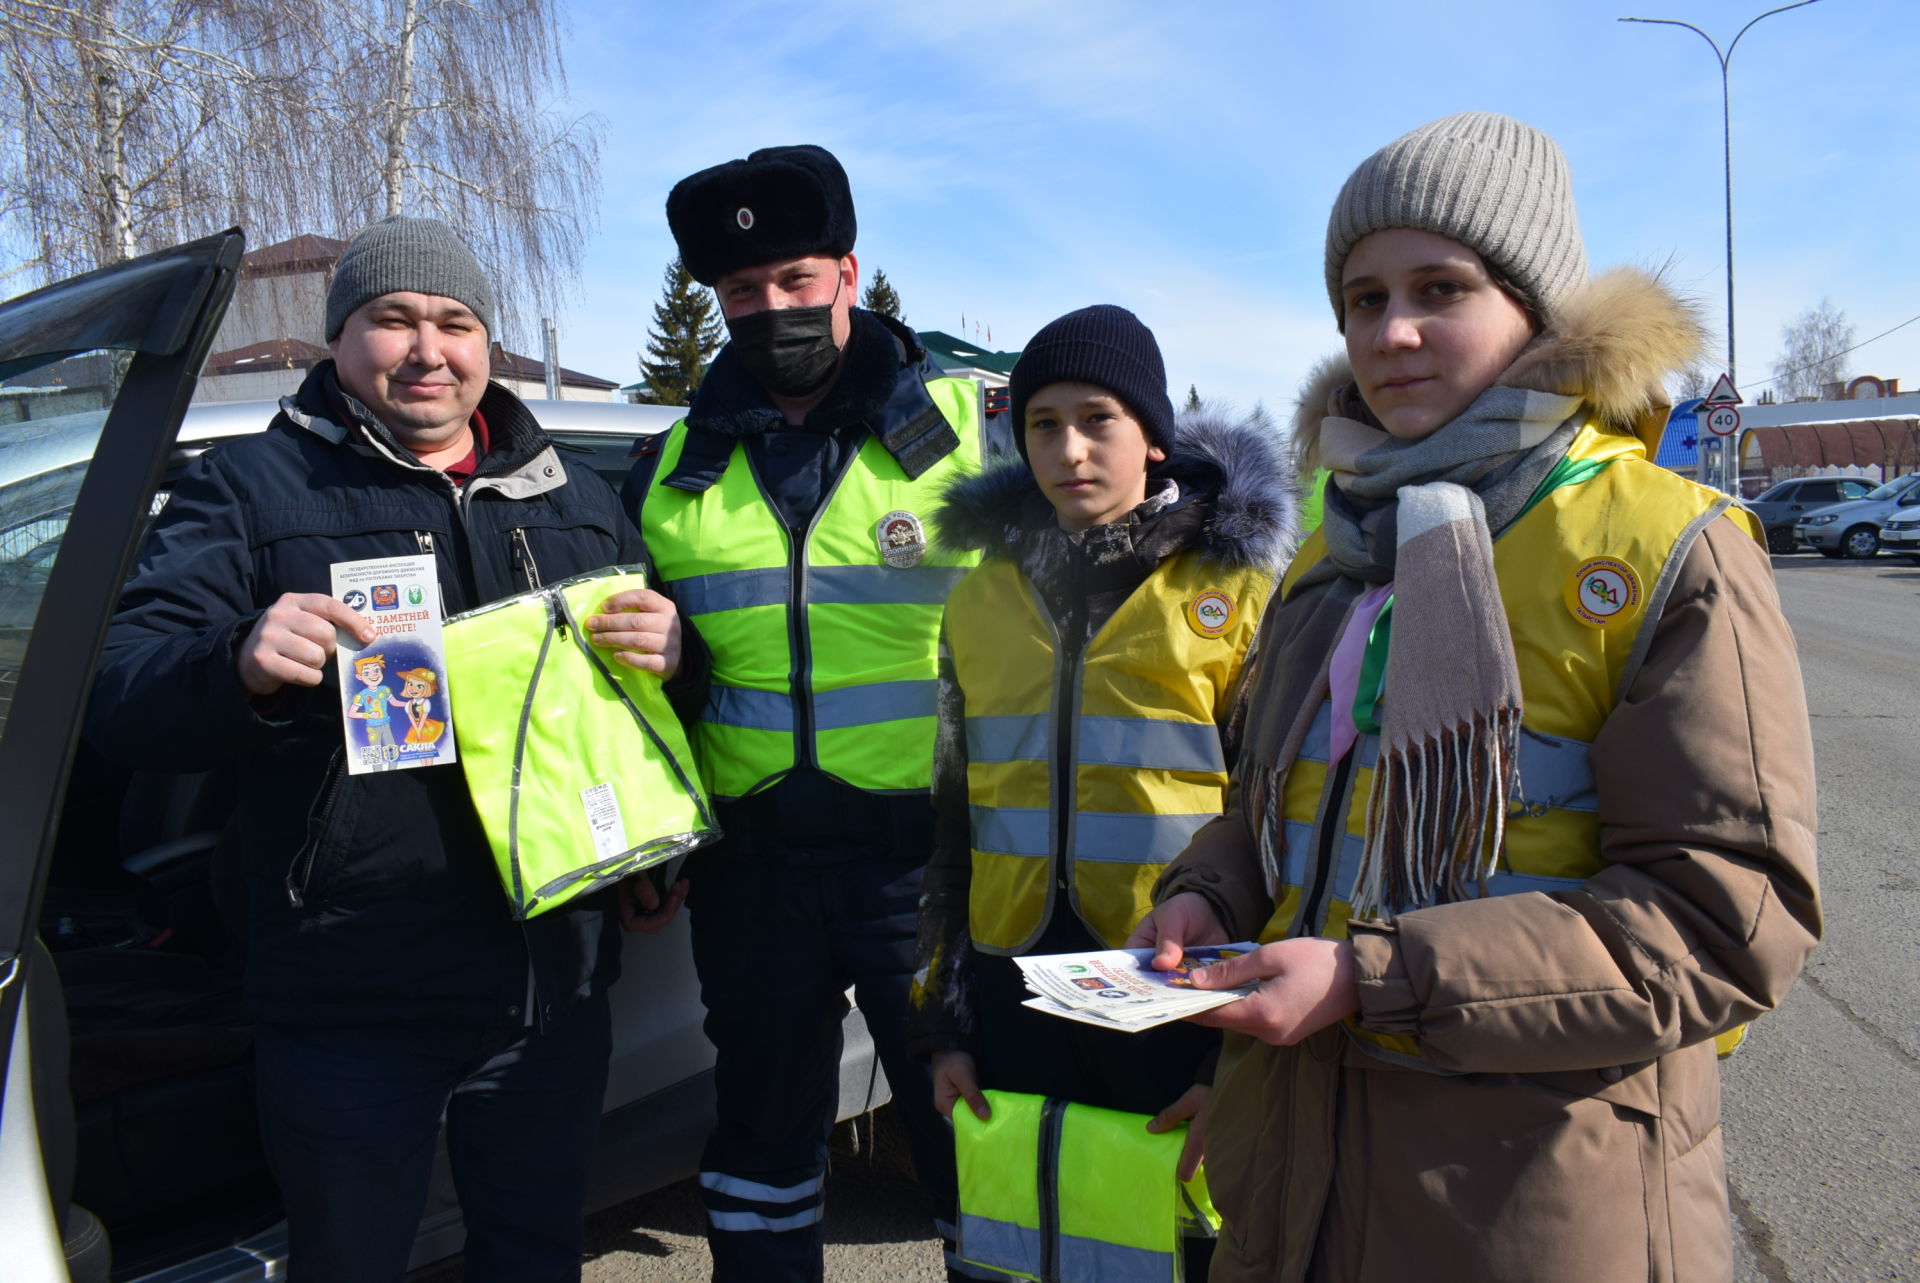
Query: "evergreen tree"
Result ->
[[636, 256, 724, 405], [1184, 384, 1202, 413], [862, 267, 905, 322]]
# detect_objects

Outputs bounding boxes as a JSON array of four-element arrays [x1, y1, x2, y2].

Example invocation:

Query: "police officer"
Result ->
[[625, 145, 988, 1281]]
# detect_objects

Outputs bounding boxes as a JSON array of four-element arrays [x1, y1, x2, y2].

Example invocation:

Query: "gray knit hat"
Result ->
[[1325, 111, 1586, 328], [325, 216, 495, 340]]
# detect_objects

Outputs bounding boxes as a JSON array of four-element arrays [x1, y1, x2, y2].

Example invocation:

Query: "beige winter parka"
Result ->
[[1155, 270, 1821, 1283]]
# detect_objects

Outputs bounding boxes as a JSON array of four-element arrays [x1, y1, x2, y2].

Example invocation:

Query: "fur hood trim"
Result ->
[[935, 410, 1297, 571], [1290, 267, 1704, 468]]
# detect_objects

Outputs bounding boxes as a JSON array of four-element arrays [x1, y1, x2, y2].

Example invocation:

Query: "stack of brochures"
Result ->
[[1014, 944, 1263, 1032]]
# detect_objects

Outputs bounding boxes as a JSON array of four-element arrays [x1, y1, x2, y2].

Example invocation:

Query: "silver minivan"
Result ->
[[1793, 472, 1920, 559]]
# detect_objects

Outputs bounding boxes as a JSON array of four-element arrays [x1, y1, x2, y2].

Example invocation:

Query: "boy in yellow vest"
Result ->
[[908, 305, 1294, 1280]]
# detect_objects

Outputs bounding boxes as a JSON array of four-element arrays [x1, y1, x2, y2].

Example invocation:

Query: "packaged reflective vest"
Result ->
[[954, 1089, 1218, 1283], [444, 566, 718, 919]]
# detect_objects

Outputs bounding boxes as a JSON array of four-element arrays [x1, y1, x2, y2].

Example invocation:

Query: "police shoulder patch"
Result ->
[[1564, 556, 1642, 627], [1186, 589, 1236, 638]]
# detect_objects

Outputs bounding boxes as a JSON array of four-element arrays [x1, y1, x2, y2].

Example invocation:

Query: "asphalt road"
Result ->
[[1721, 552, 1919, 1283], [563, 550, 1918, 1283]]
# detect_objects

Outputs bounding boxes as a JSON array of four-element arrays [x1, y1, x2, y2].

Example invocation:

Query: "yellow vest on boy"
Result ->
[[950, 551, 1273, 954]]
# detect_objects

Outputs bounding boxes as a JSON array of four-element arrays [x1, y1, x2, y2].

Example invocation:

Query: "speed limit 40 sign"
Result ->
[[1704, 405, 1741, 437]]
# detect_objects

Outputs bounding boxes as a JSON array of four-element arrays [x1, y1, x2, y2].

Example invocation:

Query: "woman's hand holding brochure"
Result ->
[[1012, 944, 1263, 1032]]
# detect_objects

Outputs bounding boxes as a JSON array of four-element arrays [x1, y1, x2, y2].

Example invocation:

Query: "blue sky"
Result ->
[[551, 0, 1917, 416]]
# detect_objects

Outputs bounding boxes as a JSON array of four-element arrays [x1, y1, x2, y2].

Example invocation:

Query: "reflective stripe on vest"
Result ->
[[949, 553, 1272, 954], [1267, 423, 1763, 1061], [955, 1090, 1214, 1283], [640, 377, 982, 799]]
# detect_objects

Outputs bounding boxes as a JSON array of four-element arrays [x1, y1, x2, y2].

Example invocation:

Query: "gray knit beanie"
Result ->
[[1325, 111, 1586, 328], [325, 216, 495, 340]]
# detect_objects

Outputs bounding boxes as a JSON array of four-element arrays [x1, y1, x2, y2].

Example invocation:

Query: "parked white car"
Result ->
[[1877, 504, 1920, 564]]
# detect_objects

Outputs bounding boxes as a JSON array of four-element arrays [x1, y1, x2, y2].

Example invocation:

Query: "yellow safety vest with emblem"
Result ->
[[955, 1090, 1218, 1283], [950, 551, 1272, 954], [1269, 422, 1762, 1062], [641, 377, 983, 800]]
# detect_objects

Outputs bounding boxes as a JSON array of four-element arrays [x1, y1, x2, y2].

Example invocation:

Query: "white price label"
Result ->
[[580, 782, 630, 862]]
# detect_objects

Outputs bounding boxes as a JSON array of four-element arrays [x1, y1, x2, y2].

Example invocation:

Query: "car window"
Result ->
[[1799, 481, 1838, 503], [1756, 481, 1793, 501], [0, 231, 241, 1085], [1839, 480, 1872, 499], [1864, 476, 1918, 502], [548, 431, 652, 491], [0, 358, 129, 737]]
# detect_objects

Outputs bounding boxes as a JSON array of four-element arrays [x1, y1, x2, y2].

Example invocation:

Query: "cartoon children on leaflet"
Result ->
[[395, 667, 447, 754], [345, 653, 398, 768]]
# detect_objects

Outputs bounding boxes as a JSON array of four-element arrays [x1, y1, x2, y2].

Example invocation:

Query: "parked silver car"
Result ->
[[1793, 472, 1920, 559], [1745, 475, 1876, 554], [0, 235, 889, 1283]]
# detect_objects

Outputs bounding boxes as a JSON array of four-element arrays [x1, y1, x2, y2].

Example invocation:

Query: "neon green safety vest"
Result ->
[[641, 377, 983, 800], [955, 1090, 1217, 1283], [444, 568, 718, 919], [1270, 421, 1763, 1062], [948, 551, 1272, 954]]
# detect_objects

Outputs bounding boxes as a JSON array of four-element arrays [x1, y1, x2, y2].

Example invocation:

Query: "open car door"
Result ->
[[0, 231, 242, 1282]]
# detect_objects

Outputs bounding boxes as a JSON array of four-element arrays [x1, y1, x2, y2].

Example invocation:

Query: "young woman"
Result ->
[[1132, 112, 1820, 1281], [908, 304, 1294, 1278]]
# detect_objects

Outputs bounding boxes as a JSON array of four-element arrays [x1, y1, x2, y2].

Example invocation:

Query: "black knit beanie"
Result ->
[[1008, 304, 1174, 460]]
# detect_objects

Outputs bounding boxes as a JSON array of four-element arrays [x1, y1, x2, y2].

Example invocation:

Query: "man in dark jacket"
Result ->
[[620, 145, 992, 1281], [86, 216, 695, 1283]]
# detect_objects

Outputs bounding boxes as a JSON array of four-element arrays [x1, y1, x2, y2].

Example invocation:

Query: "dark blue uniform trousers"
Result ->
[[254, 990, 611, 1283], [688, 842, 955, 1283]]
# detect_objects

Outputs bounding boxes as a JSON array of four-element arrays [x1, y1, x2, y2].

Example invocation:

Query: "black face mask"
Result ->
[[724, 279, 844, 398]]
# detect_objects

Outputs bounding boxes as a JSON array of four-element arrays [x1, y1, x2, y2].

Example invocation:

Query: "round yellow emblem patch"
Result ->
[[1187, 589, 1236, 638], [1564, 556, 1642, 628]]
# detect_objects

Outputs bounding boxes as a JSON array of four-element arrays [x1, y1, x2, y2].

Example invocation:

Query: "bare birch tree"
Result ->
[[1769, 299, 1855, 401], [284, 0, 601, 345], [0, 0, 327, 283], [0, 0, 602, 348]]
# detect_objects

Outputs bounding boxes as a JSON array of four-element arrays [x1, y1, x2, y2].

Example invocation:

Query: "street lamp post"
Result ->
[[1620, 1, 1822, 491]]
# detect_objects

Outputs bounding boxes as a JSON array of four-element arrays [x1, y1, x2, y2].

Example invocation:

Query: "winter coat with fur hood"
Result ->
[[907, 411, 1297, 1060], [1154, 269, 1820, 1283]]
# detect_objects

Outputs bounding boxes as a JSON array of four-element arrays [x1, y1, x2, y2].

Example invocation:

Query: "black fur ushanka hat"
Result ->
[[666, 144, 857, 286]]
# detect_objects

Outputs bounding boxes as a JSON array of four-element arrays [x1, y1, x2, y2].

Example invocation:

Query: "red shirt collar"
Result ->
[[442, 409, 490, 480]]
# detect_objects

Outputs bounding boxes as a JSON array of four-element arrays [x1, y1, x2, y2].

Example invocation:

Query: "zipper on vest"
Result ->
[[743, 443, 858, 774], [1295, 747, 1356, 936], [1037, 1096, 1067, 1283], [1051, 603, 1088, 898], [786, 512, 815, 765]]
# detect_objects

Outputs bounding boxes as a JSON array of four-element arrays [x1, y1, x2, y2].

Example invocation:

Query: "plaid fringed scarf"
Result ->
[[1351, 482, 1523, 917], [1259, 378, 1583, 919]]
